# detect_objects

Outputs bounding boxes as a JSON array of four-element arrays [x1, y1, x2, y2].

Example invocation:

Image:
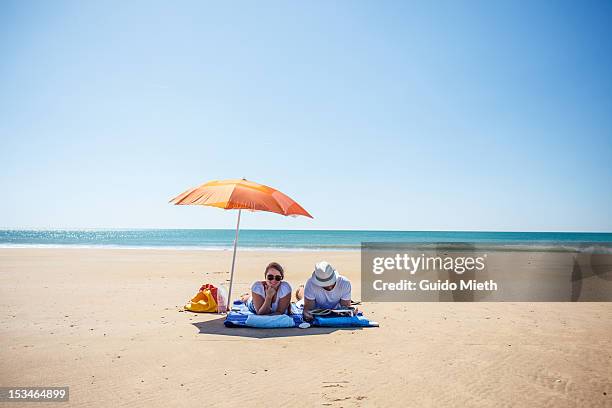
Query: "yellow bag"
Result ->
[[184, 285, 218, 313]]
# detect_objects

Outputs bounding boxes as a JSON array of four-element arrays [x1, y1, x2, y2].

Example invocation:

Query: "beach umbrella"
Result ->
[[169, 178, 313, 309]]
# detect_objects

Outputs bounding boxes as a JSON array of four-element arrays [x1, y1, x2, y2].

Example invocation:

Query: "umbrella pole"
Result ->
[[226, 209, 241, 312]]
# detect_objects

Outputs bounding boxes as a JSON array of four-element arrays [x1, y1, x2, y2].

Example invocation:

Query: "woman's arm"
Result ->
[[251, 292, 272, 315], [251, 283, 279, 315], [270, 293, 291, 316]]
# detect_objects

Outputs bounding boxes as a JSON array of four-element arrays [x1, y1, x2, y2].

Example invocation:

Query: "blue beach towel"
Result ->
[[313, 315, 373, 327], [245, 314, 295, 328], [224, 301, 304, 328], [224, 300, 378, 328]]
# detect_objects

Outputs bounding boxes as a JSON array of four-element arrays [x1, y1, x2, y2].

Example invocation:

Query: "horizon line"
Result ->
[[1, 227, 612, 234]]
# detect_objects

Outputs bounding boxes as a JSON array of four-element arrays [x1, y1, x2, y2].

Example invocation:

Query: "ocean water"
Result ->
[[1, 229, 611, 251]]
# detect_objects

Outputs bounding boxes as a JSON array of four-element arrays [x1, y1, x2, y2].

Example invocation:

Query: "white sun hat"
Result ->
[[311, 261, 338, 287]]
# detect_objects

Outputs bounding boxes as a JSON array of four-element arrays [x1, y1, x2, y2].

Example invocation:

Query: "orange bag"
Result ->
[[184, 284, 218, 313]]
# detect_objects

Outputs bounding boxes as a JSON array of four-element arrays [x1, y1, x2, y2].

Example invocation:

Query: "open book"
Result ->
[[310, 307, 356, 317]]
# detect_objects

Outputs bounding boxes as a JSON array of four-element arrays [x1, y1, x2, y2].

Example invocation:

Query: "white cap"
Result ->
[[311, 261, 338, 287]]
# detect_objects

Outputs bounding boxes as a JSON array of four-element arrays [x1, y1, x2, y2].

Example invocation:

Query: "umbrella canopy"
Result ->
[[170, 178, 312, 310], [170, 178, 313, 218]]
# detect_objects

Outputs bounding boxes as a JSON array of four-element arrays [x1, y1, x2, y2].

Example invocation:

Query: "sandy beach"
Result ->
[[1, 248, 610, 407]]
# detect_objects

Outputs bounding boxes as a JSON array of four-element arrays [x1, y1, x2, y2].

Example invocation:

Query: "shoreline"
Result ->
[[0, 245, 362, 252], [2, 243, 612, 254]]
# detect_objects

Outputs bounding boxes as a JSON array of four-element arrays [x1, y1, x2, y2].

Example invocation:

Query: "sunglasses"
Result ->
[[266, 274, 283, 281]]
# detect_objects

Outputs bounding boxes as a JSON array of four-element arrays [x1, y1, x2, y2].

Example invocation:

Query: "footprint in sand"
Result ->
[[321, 381, 358, 405]]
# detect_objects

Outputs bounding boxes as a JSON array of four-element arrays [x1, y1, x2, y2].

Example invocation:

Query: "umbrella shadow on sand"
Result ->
[[191, 317, 362, 339]]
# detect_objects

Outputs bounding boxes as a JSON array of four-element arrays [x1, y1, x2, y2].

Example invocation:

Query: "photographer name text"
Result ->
[[372, 279, 498, 291]]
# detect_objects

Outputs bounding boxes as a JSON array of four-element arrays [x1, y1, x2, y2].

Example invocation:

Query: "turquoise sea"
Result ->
[[1, 230, 611, 251]]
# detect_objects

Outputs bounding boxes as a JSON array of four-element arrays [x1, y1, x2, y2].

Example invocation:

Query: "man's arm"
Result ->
[[339, 279, 353, 309], [302, 298, 315, 321]]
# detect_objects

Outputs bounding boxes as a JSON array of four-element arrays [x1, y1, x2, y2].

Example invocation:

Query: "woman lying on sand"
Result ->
[[240, 262, 292, 315]]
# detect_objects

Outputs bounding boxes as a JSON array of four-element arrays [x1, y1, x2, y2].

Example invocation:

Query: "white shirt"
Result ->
[[304, 274, 351, 309], [251, 281, 292, 312]]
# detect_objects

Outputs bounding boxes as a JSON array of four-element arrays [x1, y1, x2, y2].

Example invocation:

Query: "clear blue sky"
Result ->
[[1, 1, 611, 231]]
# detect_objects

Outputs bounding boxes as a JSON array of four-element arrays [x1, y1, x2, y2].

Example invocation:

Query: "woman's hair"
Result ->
[[264, 262, 284, 279]]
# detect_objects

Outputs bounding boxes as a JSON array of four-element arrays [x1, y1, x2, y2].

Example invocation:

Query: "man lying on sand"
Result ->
[[296, 261, 353, 322]]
